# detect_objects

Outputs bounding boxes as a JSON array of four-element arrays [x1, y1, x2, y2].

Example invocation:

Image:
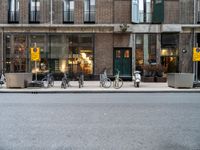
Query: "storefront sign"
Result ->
[[193, 47, 200, 61], [31, 47, 40, 61]]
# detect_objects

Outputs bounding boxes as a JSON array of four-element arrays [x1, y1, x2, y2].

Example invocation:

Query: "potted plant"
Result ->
[[142, 64, 156, 82], [155, 64, 167, 82]]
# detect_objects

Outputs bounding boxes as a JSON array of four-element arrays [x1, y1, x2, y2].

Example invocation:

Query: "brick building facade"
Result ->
[[0, 0, 200, 81]]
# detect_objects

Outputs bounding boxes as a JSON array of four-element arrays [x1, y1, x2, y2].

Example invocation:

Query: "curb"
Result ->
[[0, 89, 200, 94]]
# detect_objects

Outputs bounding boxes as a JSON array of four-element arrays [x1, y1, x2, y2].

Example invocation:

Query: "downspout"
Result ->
[[50, 0, 53, 25], [1, 27, 4, 71], [193, 0, 198, 82]]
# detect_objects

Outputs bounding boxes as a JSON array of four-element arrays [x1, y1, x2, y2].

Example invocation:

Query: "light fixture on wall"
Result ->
[[182, 49, 187, 53]]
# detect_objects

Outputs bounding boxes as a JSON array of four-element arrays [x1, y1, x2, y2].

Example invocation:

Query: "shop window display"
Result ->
[[4, 34, 94, 78]]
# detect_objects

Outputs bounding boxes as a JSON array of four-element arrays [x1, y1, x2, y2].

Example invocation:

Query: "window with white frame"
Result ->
[[8, 0, 19, 23], [29, 0, 40, 23], [84, 0, 95, 23], [63, 0, 74, 23]]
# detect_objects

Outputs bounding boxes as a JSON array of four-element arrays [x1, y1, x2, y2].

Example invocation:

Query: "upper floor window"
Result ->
[[29, 0, 40, 23], [84, 0, 95, 23], [8, 0, 19, 23], [197, 0, 200, 23], [132, 0, 164, 23], [63, 0, 74, 23]]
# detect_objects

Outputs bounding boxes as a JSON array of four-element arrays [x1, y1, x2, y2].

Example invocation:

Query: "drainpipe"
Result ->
[[50, 0, 53, 25], [193, 0, 198, 83], [1, 27, 4, 71]]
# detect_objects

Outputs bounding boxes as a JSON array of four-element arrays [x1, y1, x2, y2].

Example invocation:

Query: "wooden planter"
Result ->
[[155, 77, 167, 82], [141, 76, 155, 82]]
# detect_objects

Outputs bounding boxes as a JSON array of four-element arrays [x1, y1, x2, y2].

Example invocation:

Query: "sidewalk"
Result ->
[[0, 81, 200, 93]]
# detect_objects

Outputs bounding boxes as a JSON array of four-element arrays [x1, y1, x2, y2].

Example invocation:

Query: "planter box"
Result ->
[[155, 77, 167, 82], [5, 73, 32, 88], [167, 73, 194, 88], [141, 76, 155, 82]]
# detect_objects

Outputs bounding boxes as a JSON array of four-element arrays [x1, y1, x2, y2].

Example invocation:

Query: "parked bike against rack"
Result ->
[[42, 72, 54, 88], [0, 71, 6, 87], [99, 68, 112, 88], [113, 69, 123, 89], [77, 72, 84, 88], [61, 73, 70, 89]]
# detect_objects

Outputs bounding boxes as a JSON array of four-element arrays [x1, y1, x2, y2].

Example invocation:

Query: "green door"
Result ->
[[114, 48, 132, 76]]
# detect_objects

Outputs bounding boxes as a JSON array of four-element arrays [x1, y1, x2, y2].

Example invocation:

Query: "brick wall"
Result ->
[[95, 34, 113, 75], [180, 0, 194, 24], [0, 0, 8, 24], [53, 0, 63, 24], [164, 0, 179, 24], [96, 0, 113, 24], [179, 33, 193, 73], [74, 0, 84, 24], [114, 0, 131, 24], [40, 0, 50, 24], [114, 33, 130, 47], [20, 0, 28, 24]]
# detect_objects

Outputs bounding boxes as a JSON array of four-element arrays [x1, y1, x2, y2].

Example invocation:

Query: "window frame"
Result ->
[[84, 0, 95, 23], [63, 0, 74, 23], [29, 0, 40, 23], [8, 0, 19, 23]]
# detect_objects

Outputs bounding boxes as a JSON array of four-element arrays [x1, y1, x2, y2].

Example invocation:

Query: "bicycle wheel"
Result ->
[[113, 78, 123, 89], [42, 78, 48, 88], [50, 77, 54, 87], [102, 78, 112, 88], [61, 79, 67, 89]]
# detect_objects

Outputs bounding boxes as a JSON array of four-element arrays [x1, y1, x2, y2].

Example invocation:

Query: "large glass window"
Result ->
[[132, 0, 164, 23], [63, 0, 74, 23], [4, 34, 94, 77], [5, 35, 27, 72], [29, 0, 40, 23], [135, 34, 157, 73], [198, 0, 200, 24], [132, 0, 153, 23], [161, 33, 179, 73], [84, 0, 95, 23], [8, 0, 19, 23]]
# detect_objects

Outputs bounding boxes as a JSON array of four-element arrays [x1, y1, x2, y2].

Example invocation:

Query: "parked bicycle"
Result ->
[[77, 72, 84, 88], [100, 68, 112, 88], [113, 69, 123, 89], [42, 72, 54, 88], [61, 73, 70, 89], [0, 71, 6, 87]]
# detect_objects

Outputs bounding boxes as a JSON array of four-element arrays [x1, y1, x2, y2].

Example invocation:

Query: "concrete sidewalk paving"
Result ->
[[0, 81, 200, 93]]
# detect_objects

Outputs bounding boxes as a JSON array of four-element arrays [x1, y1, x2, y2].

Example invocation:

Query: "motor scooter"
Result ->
[[132, 71, 141, 87]]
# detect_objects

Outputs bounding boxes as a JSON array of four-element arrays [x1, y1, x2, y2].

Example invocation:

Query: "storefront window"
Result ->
[[161, 33, 179, 73], [5, 35, 27, 72], [30, 35, 46, 73], [4, 34, 94, 77], [135, 34, 157, 72]]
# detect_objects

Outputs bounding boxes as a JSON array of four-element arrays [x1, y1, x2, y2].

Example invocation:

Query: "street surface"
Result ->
[[0, 93, 200, 150]]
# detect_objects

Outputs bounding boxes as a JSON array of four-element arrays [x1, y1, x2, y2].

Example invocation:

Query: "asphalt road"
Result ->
[[0, 93, 200, 150]]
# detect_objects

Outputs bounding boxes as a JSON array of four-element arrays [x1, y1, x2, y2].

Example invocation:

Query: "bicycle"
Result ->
[[113, 70, 123, 89], [77, 72, 84, 88], [61, 73, 70, 89], [0, 72, 6, 87], [42, 72, 54, 88], [100, 68, 112, 88]]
